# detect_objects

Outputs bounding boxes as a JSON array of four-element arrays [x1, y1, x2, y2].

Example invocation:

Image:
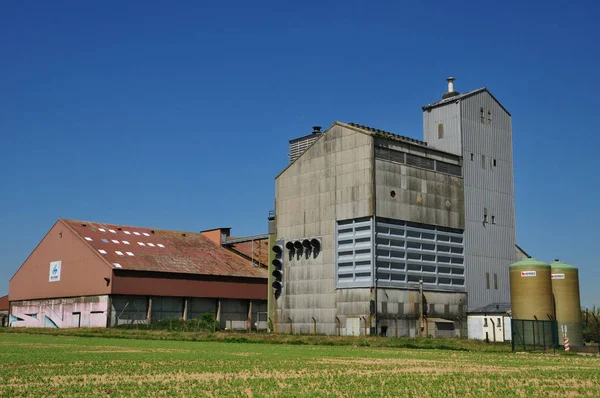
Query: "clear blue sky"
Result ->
[[1, 1, 598, 307]]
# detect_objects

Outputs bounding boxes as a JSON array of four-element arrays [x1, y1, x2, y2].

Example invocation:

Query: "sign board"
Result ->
[[49, 261, 62, 282], [561, 324, 568, 334], [551, 273, 565, 279], [520, 271, 536, 277]]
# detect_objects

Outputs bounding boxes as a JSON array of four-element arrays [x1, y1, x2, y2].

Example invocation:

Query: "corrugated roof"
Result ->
[[346, 122, 428, 147], [422, 87, 511, 116], [63, 220, 267, 279], [226, 237, 269, 266], [469, 302, 511, 314], [0, 295, 8, 310]]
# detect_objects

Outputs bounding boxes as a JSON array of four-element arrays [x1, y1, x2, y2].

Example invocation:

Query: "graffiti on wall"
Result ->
[[10, 295, 108, 328]]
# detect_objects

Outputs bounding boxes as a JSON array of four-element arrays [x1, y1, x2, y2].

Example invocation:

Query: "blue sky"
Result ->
[[1, 1, 598, 307]]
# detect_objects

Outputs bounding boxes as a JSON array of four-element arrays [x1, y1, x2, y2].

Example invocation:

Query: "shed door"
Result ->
[[346, 318, 360, 336], [71, 312, 81, 328]]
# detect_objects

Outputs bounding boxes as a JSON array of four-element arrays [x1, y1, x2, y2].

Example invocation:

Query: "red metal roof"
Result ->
[[228, 239, 269, 266], [62, 220, 267, 279], [0, 295, 8, 310]]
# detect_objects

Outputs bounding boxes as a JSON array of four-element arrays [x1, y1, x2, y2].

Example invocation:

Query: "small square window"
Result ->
[[126, 252, 134, 256], [470, 153, 474, 161], [483, 317, 488, 327], [115, 251, 124, 256], [123, 241, 130, 245], [124, 231, 131, 235], [133, 232, 141, 236], [137, 242, 145, 246], [438, 123, 444, 139], [497, 318, 501, 327], [157, 244, 165, 248], [101, 239, 109, 243], [494, 273, 498, 289], [113, 263, 122, 268], [98, 249, 107, 255], [491, 216, 496, 224], [493, 158, 497, 167], [98, 228, 106, 232], [142, 232, 150, 237], [111, 240, 119, 244], [84, 237, 92, 241], [108, 229, 116, 234], [148, 243, 155, 247], [486, 272, 490, 289]]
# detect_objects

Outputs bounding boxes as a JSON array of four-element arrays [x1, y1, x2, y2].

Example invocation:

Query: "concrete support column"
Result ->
[[216, 299, 221, 323], [183, 298, 188, 321], [146, 297, 153, 325], [247, 301, 253, 331]]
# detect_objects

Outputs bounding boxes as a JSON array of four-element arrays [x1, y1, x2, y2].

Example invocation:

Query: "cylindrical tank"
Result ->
[[551, 260, 583, 347], [509, 258, 554, 320]]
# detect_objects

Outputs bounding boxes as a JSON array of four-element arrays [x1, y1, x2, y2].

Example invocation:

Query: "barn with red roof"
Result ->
[[8, 219, 268, 329]]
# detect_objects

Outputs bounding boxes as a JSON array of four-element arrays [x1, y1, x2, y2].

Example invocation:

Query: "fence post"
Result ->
[[361, 316, 367, 336], [312, 317, 316, 335]]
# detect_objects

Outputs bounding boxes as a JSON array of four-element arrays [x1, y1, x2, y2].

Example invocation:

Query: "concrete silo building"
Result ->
[[271, 78, 516, 336]]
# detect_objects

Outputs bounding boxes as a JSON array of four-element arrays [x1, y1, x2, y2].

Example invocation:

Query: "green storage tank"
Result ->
[[509, 258, 554, 320], [551, 260, 583, 347]]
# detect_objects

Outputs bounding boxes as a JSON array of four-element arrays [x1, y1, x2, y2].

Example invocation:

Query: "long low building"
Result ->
[[9, 219, 268, 329]]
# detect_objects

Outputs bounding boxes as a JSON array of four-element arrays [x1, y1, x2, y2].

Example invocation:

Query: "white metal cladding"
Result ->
[[375, 218, 465, 290], [335, 217, 373, 288]]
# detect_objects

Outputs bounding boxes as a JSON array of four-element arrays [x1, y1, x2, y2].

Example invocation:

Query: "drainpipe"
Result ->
[[490, 318, 496, 342]]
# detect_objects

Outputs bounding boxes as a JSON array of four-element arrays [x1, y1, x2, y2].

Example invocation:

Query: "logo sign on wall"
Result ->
[[520, 271, 536, 277], [551, 274, 565, 279], [49, 261, 62, 282]]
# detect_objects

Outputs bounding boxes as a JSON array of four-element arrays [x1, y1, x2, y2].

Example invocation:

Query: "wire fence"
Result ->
[[511, 319, 558, 352]]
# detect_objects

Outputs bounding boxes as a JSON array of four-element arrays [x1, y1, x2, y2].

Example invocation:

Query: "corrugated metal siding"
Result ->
[[461, 92, 515, 310], [422, 90, 516, 311], [423, 102, 462, 155]]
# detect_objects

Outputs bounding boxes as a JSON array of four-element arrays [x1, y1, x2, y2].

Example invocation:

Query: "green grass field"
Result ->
[[1, 332, 599, 397]]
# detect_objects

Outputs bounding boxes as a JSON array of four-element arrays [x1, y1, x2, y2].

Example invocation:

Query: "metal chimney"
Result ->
[[442, 77, 460, 99]]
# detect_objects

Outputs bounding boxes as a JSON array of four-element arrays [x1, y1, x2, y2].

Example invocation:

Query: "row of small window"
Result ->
[[99, 249, 134, 257], [376, 251, 464, 264], [376, 262, 464, 275], [86, 237, 165, 248], [374, 146, 462, 177], [97, 228, 151, 237], [376, 272, 465, 286], [483, 208, 496, 225], [376, 240, 464, 254], [470, 153, 497, 169], [486, 272, 499, 290]]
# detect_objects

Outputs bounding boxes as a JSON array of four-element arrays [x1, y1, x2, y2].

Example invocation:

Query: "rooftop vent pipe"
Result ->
[[442, 77, 460, 99], [312, 126, 322, 134]]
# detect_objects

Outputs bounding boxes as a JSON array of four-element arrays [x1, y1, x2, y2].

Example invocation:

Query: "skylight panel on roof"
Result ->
[[112, 240, 119, 244], [137, 242, 145, 246], [98, 249, 107, 254], [85, 237, 93, 241], [123, 241, 130, 245], [115, 251, 124, 256], [124, 231, 131, 235], [133, 232, 140, 236], [99, 228, 106, 232], [101, 239, 109, 243], [113, 263, 122, 268], [143, 232, 150, 237], [109, 229, 116, 233], [157, 244, 165, 248], [148, 243, 155, 247], [126, 252, 134, 256]]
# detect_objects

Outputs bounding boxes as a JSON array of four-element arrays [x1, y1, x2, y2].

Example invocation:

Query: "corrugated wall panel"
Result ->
[[423, 90, 516, 311], [461, 92, 515, 310], [423, 103, 462, 155]]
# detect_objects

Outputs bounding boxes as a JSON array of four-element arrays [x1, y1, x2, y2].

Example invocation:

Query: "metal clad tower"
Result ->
[[550, 260, 583, 347], [509, 258, 554, 320], [423, 78, 516, 311]]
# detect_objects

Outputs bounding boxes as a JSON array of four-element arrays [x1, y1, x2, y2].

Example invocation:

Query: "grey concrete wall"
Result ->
[[375, 158, 464, 229], [377, 288, 466, 337], [275, 124, 374, 334]]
